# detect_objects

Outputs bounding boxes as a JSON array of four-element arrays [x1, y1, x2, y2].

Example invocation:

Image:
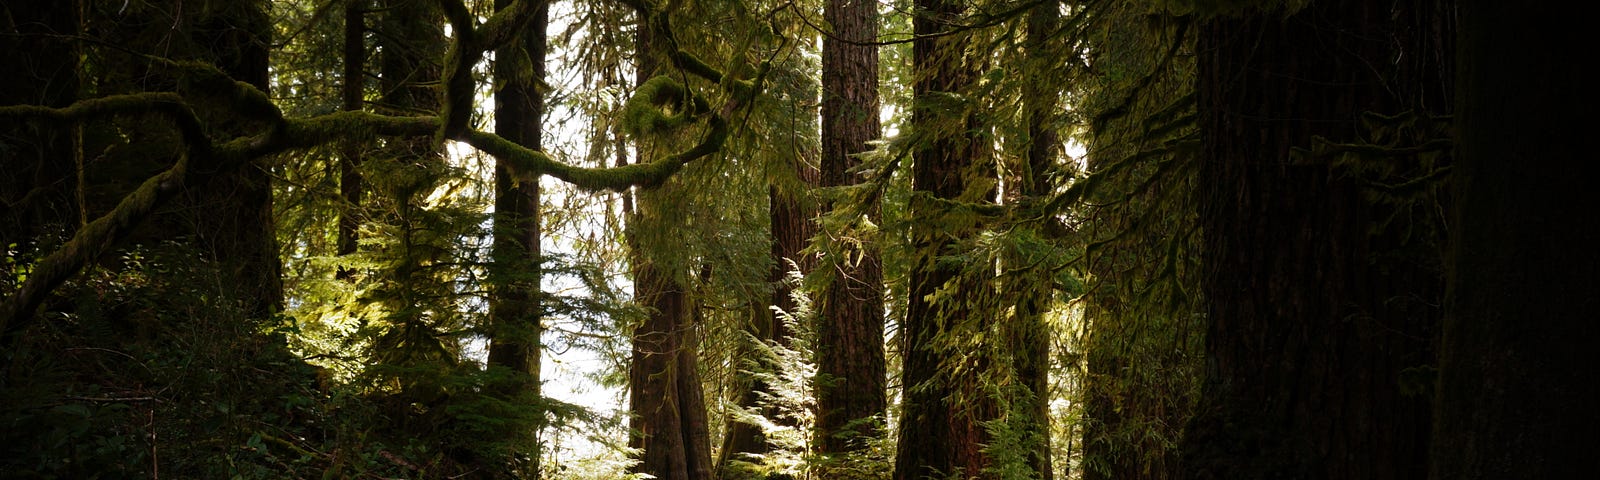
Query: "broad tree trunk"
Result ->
[[626, 20, 714, 480], [894, 0, 997, 478], [815, 0, 888, 459], [1181, 2, 1451, 479], [1431, 2, 1595, 478], [186, 0, 282, 318]]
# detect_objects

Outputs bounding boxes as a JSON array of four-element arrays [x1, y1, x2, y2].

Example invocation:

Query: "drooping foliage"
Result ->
[[3, 1, 1583, 479]]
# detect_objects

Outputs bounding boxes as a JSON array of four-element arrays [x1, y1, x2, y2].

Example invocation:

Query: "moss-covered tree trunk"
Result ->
[[894, 0, 997, 478], [1431, 2, 1596, 478], [175, 0, 282, 318], [488, 0, 549, 475], [626, 20, 715, 480], [1180, 1, 1452, 479], [1001, 4, 1062, 478], [488, 0, 548, 396], [815, 0, 888, 459], [1080, 10, 1199, 480], [206, 0, 281, 318]]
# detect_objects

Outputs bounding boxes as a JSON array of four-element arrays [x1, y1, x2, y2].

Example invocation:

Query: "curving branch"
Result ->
[[0, 96, 729, 336], [434, 0, 548, 143], [0, 94, 212, 337], [1, 0, 762, 339]]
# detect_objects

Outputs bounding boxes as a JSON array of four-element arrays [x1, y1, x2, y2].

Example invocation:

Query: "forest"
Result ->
[[0, 0, 1591, 478]]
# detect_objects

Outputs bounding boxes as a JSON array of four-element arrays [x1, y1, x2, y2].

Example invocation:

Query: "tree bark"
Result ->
[[186, 0, 282, 318], [337, 0, 367, 276], [488, 0, 547, 392], [815, 0, 888, 459], [488, 0, 549, 475], [1431, 2, 1596, 478], [627, 19, 714, 480], [719, 169, 818, 470], [1003, 4, 1060, 479], [1181, 2, 1451, 479], [894, 0, 996, 478]]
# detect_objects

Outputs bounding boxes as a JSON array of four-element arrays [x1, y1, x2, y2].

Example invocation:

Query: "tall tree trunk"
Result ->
[[999, 4, 1061, 479], [1080, 12, 1198, 480], [187, 0, 282, 318], [627, 20, 714, 480], [894, 0, 996, 478], [488, 0, 547, 395], [337, 0, 367, 277], [1431, 3, 1595, 478], [815, 0, 888, 460], [1181, 2, 1451, 479], [488, 0, 549, 475]]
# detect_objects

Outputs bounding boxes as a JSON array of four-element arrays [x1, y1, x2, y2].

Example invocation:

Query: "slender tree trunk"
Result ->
[[1181, 2, 1450, 479], [627, 20, 713, 480], [337, 0, 367, 277], [1002, 5, 1060, 479], [895, 0, 996, 478], [488, 0, 547, 392], [1431, 3, 1595, 478], [488, 0, 549, 475], [719, 172, 818, 470], [815, 0, 888, 459]]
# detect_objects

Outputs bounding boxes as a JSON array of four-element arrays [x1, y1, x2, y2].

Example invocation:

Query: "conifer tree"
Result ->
[[1078, 5, 1200, 479], [626, 10, 714, 480], [1433, 2, 1595, 477], [1001, 4, 1064, 478], [488, 0, 550, 475], [337, 0, 368, 275], [815, 0, 888, 460], [894, 0, 999, 478], [1179, 1, 1452, 478]]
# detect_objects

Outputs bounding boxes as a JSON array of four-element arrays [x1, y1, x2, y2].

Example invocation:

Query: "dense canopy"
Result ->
[[2, 0, 1591, 479]]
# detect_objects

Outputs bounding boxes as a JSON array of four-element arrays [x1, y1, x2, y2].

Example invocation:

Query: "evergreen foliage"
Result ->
[[2, 0, 1582, 479]]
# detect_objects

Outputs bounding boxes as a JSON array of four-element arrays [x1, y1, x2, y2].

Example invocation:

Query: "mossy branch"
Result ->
[[622, 76, 711, 138], [433, 0, 547, 143], [1, 88, 735, 335], [0, 94, 211, 337], [435, 0, 484, 143], [466, 113, 729, 191]]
